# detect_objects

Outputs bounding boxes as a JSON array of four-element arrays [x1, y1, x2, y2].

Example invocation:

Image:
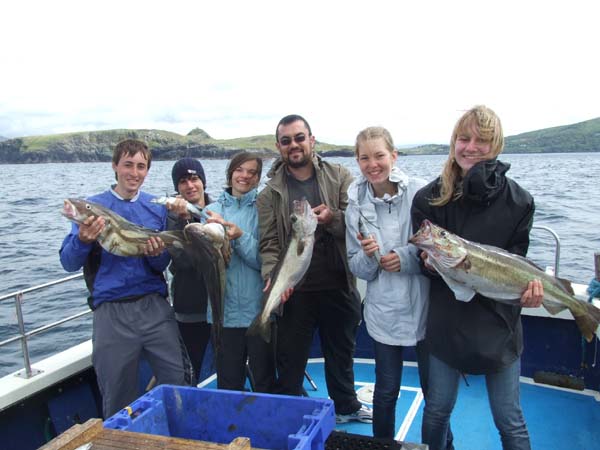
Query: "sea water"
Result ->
[[1, 153, 599, 376]]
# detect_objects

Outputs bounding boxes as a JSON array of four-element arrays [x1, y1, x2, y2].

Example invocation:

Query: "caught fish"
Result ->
[[358, 211, 382, 267], [151, 196, 209, 220], [248, 199, 318, 343], [409, 219, 600, 342], [62, 198, 183, 256], [61, 198, 229, 346], [182, 222, 230, 348]]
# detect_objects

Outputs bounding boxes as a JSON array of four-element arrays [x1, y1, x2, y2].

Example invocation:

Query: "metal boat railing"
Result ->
[[0, 273, 90, 379], [532, 225, 561, 276], [0, 226, 562, 381]]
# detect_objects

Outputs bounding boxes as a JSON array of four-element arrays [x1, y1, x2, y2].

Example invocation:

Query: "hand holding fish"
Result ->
[[521, 279, 544, 308], [206, 210, 242, 240], [380, 251, 401, 272], [78, 215, 105, 244], [262, 277, 294, 303], [419, 250, 435, 271], [358, 232, 380, 257], [312, 204, 333, 225], [165, 196, 192, 219], [143, 236, 166, 257]]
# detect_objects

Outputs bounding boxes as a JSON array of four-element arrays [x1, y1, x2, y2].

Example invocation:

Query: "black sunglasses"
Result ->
[[279, 133, 307, 146]]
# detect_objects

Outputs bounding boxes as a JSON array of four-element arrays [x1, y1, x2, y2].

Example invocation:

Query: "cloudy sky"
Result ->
[[1, 1, 598, 146]]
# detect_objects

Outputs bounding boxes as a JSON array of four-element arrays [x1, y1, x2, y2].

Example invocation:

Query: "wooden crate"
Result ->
[[39, 418, 266, 450]]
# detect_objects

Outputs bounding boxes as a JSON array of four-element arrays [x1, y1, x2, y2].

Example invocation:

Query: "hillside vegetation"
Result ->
[[404, 117, 600, 155], [0, 117, 598, 163]]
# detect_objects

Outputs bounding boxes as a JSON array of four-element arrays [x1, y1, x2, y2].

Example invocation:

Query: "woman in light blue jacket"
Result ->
[[345, 127, 430, 439], [206, 152, 274, 392]]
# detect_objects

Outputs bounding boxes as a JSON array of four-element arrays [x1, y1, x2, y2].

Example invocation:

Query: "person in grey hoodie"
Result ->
[[345, 126, 430, 439]]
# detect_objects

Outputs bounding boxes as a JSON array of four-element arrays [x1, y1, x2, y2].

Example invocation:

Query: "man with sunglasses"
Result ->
[[257, 114, 372, 423]]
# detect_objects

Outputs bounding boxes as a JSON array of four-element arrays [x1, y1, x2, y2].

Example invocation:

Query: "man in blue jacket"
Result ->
[[59, 139, 191, 418]]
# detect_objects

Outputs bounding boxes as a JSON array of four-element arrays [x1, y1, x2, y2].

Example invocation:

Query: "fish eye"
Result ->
[[85, 204, 91, 210], [291, 216, 297, 223], [441, 231, 447, 237]]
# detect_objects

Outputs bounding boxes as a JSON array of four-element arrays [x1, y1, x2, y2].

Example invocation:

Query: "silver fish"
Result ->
[[151, 196, 208, 220], [248, 199, 318, 343], [409, 219, 600, 342], [358, 211, 382, 267]]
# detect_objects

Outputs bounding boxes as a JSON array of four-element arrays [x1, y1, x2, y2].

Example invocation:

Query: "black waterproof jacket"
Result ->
[[411, 159, 535, 374]]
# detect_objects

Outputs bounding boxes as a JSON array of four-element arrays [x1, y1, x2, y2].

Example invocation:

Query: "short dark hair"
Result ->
[[275, 114, 312, 141], [226, 151, 263, 186], [112, 139, 151, 181]]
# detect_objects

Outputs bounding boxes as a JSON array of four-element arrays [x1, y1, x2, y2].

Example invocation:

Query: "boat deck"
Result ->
[[200, 358, 600, 449]]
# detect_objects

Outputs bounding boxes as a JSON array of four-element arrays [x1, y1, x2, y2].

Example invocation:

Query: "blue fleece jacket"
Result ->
[[59, 189, 170, 308]]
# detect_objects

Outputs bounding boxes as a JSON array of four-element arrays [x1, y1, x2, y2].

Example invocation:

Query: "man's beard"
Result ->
[[286, 152, 310, 169]]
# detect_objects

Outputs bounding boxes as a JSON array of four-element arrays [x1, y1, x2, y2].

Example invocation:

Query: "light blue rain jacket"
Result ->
[[346, 167, 430, 346], [206, 188, 264, 328]]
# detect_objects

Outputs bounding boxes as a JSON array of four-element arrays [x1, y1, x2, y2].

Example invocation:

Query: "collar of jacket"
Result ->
[[348, 166, 408, 203], [461, 158, 510, 205], [218, 187, 258, 207]]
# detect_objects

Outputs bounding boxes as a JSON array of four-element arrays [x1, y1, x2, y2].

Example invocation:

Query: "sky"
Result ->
[[1, 0, 599, 146]]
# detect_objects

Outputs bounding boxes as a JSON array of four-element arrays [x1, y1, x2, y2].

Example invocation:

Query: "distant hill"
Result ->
[[0, 117, 598, 163], [0, 128, 353, 164], [402, 117, 600, 155]]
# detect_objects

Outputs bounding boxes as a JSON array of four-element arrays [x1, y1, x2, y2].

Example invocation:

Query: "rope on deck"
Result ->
[[587, 278, 600, 302], [586, 278, 600, 367]]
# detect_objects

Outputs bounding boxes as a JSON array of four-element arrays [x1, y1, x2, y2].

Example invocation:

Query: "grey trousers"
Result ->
[[92, 293, 192, 418]]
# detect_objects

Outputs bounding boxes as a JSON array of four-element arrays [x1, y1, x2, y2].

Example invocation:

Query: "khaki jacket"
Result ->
[[256, 153, 356, 294]]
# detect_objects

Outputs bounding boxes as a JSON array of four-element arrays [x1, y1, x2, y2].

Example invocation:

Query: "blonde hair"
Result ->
[[431, 105, 504, 206], [354, 126, 396, 157]]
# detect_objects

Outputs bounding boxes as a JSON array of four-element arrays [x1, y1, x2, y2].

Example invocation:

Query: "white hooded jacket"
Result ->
[[345, 166, 430, 346]]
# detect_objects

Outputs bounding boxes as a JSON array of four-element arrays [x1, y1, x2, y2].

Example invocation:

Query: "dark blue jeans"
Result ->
[[422, 354, 530, 450], [372, 340, 406, 438]]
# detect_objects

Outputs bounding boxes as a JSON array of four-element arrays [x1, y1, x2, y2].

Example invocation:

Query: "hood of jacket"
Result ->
[[348, 166, 409, 203], [216, 187, 258, 207], [462, 159, 510, 205]]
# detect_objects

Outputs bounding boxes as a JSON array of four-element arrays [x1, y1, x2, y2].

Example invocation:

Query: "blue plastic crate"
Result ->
[[104, 385, 335, 450]]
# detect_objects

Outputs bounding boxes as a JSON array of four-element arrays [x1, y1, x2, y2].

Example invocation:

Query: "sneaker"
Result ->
[[335, 404, 373, 424]]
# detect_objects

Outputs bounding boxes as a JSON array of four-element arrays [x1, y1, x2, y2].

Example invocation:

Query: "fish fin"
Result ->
[[297, 239, 305, 255], [438, 271, 476, 301], [555, 277, 575, 295], [430, 260, 476, 302], [543, 302, 568, 316], [247, 317, 271, 343], [571, 301, 600, 343]]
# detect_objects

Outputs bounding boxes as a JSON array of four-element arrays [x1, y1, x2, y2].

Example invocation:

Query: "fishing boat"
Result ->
[[1, 227, 599, 450]]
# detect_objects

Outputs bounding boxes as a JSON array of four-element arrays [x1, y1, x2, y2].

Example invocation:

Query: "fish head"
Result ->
[[184, 222, 231, 265], [185, 222, 225, 245], [409, 220, 467, 269], [290, 199, 318, 237], [61, 198, 100, 225]]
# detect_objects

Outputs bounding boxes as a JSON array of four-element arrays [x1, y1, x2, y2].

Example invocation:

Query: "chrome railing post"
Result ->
[[14, 292, 34, 378], [532, 225, 561, 277]]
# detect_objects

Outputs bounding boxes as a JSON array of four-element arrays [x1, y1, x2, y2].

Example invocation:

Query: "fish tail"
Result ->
[[572, 302, 600, 343], [247, 316, 271, 343]]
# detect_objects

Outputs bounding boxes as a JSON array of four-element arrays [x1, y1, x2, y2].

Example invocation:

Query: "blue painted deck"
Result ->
[[200, 358, 600, 449]]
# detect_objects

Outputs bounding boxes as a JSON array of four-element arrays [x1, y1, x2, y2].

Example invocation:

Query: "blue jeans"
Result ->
[[372, 340, 405, 438], [422, 354, 531, 450]]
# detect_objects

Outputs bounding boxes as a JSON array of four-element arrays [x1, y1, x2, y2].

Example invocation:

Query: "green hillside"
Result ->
[[1, 116, 599, 163], [402, 117, 600, 155]]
